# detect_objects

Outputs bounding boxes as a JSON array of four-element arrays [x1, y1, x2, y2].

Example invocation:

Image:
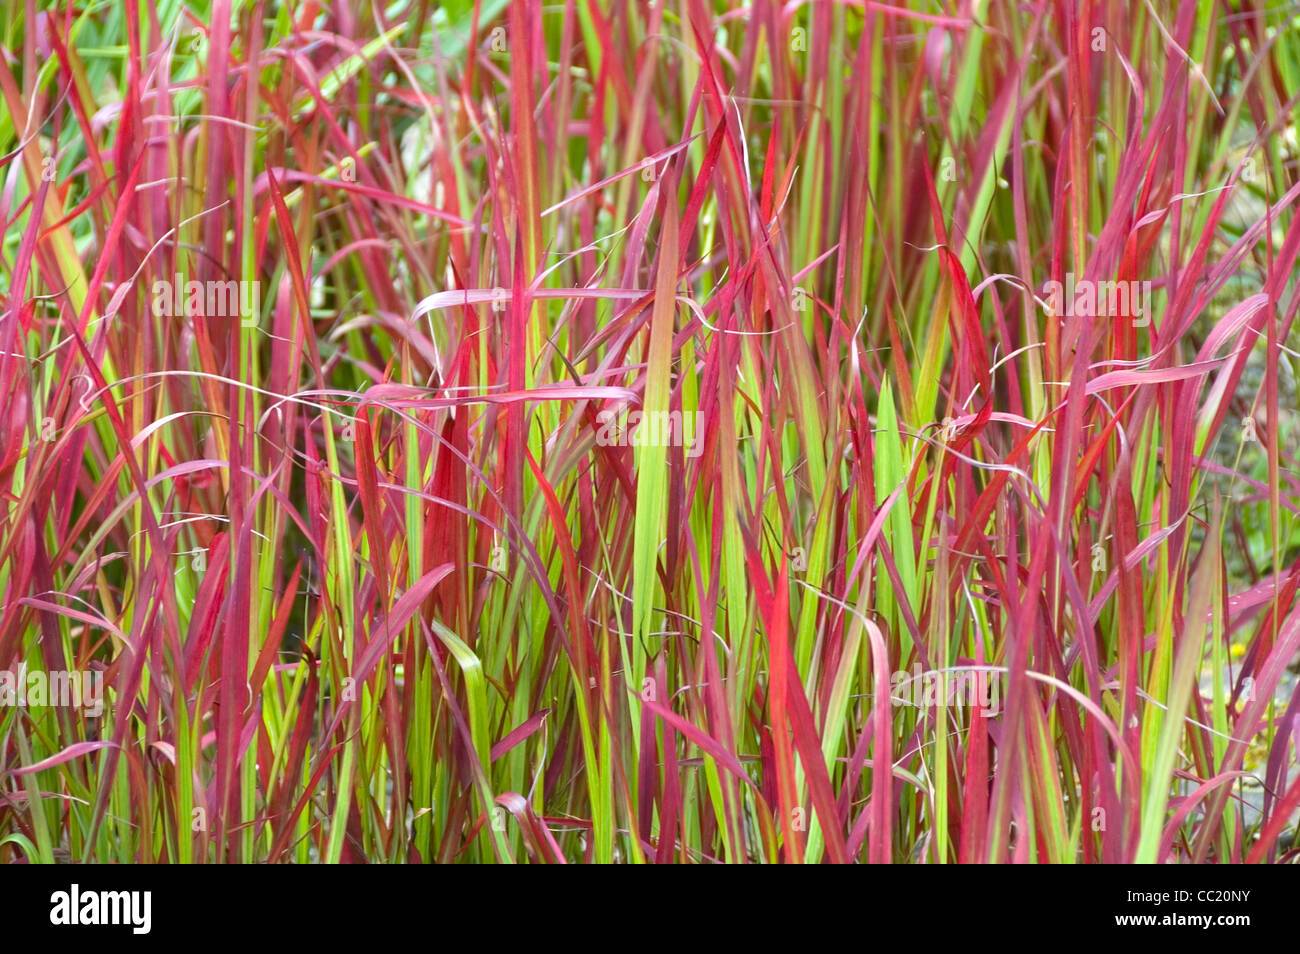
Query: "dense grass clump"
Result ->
[[0, 0, 1298, 864]]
